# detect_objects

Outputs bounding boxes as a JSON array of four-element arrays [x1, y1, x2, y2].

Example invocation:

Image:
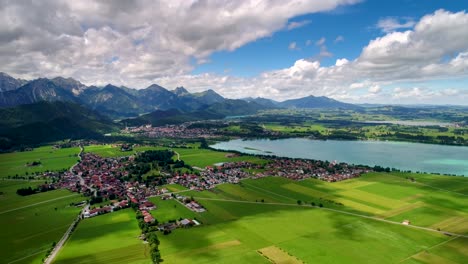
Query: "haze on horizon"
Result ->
[[1, 0, 467, 105]]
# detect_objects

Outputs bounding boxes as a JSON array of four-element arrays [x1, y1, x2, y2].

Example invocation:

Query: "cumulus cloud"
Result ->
[[153, 9, 468, 104], [0, 0, 358, 87], [377, 17, 416, 33], [0, 3, 467, 105], [287, 20, 311, 30]]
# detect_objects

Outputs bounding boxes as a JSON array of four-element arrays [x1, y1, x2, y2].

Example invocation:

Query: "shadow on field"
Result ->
[[54, 254, 98, 264]]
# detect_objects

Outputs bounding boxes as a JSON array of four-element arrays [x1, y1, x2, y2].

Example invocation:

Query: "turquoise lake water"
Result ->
[[211, 138, 468, 176]]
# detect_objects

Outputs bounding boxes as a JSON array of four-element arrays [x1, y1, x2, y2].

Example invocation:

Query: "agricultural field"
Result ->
[[172, 147, 267, 168], [83, 144, 266, 168], [0, 146, 80, 178], [83, 144, 165, 158], [149, 197, 199, 223], [156, 172, 468, 263], [53, 209, 150, 264], [0, 181, 84, 264]]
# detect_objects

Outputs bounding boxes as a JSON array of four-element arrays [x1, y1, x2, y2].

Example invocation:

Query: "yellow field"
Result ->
[[258, 246, 303, 264]]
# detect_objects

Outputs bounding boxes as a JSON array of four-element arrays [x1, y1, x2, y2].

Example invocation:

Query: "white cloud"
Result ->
[[288, 42, 299, 51], [334, 35, 344, 43], [335, 58, 349, 66], [377, 17, 416, 33], [155, 9, 468, 104], [287, 20, 311, 30], [0, 4, 467, 105], [315, 37, 326, 46], [0, 0, 358, 87], [368, 85, 381, 94]]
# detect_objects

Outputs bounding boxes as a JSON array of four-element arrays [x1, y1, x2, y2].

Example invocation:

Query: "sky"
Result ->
[[0, 0, 467, 104]]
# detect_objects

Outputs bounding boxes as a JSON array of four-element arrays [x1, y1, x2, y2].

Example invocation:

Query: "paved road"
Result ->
[[43, 205, 88, 264], [73, 146, 97, 197]]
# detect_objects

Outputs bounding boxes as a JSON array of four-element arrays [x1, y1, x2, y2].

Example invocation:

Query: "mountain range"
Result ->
[[0, 72, 359, 119]]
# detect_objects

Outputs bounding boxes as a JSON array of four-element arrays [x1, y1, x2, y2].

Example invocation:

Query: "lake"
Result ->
[[211, 138, 468, 176]]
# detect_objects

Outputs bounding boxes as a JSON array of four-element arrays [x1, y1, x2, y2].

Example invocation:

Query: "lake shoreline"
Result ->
[[211, 138, 468, 177]]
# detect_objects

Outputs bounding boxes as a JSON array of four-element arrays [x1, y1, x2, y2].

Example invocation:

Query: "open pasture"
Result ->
[[83, 144, 165, 158], [0, 146, 80, 178], [53, 209, 150, 264], [172, 147, 267, 168], [0, 181, 83, 264], [157, 172, 468, 263]]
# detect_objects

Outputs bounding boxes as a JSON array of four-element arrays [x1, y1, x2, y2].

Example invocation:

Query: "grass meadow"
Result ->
[[155, 173, 468, 263], [0, 146, 80, 178], [0, 181, 84, 264], [53, 209, 150, 264]]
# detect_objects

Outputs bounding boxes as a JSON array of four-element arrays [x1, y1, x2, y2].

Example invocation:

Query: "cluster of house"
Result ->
[[167, 162, 252, 190], [72, 153, 131, 198], [260, 158, 370, 182], [167, 158, 369, 192], [83, 200, 129, 218], [124, 123, 217, 139]]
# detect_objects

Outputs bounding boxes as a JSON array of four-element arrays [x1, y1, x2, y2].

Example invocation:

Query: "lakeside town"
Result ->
[[27, 143, 370, 230]]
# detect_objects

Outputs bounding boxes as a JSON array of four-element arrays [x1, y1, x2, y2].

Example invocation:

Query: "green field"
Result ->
[[0, 181, 84, 264], [172, 147, 267, 168], [54, 209, 150, 264], [0, 146, 80, 178], [83, 144, 166, 158], [156, 173, 468, 263], [84, 144, 267, 168], [149, 197, 199, 223]]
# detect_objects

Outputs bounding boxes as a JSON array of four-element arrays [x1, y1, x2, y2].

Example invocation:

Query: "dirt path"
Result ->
[[173, 151, 180, 161]]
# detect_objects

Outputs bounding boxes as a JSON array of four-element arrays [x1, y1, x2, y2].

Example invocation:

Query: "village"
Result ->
[[47, 144, 371, 232], [124, 123, 218, 139]]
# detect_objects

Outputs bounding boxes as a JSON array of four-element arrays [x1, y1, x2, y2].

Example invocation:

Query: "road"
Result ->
[[173, 150, 180, 161], [73, 146, 97, 197], [43, 204, 88, 264]]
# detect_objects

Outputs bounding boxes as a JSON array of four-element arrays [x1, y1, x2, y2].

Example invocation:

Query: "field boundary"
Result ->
[[193, 197, 468, 239], [0, 193, 79, 215]]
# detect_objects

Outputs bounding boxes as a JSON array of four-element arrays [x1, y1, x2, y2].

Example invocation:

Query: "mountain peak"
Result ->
[[0, 72, 28, 92], [280, 95, 359, 109], [173, 86, 190, 96], [145, 84, 167, 91]]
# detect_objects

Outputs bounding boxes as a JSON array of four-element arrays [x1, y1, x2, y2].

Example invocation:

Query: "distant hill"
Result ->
[[205, 99, 271, 116], [123, 99, 269, 126], [279, 95, 359, 109], [0, 101, 117, 150], [192, 89, 226, 105], [122, 108, 224, 127], [242, 97, 280, 108]]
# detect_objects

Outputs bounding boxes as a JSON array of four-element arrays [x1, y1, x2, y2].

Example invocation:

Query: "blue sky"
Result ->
[[194, 0, 468, 77], [1, 0, 467, 104]]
